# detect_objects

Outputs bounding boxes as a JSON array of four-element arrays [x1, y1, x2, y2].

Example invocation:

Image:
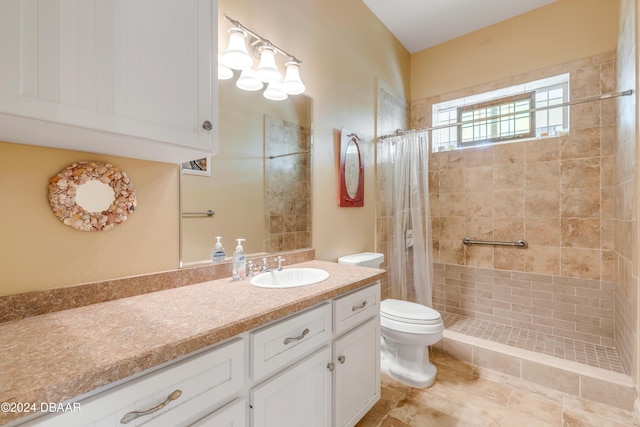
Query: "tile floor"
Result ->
[[356, 351, 638, 427], [442, 312, 625, 374]]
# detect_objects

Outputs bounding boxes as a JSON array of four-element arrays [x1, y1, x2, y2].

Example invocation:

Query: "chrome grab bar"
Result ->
[[463, 237, 528, 248], [120, 390, 182, 424], [283, 328, 310, 345], [181, 210, 215, 217]]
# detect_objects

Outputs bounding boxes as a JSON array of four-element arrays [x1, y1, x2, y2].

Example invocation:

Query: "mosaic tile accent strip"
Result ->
[[442, 312, 624, 373]]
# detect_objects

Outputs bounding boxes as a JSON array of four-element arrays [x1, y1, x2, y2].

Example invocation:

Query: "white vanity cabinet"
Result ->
[[332, 284, 381, 427], [248, 282, 381, 427], [21, 338, 245, 427], [0, 0, 218, 163]]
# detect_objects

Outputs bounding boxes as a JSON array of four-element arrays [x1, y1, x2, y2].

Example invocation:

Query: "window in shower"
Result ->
[[432, 73, 569, 152]]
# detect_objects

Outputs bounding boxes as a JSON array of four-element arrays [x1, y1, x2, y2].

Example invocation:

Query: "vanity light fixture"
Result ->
[[220, 14, 306, 99], [263, 81, 288, 101], [236, 67, 264, 91], [282, 61, 306, 95], [221, 27, 253, 70], [255, 46, 281, 83], [218, 53, 233, 80]]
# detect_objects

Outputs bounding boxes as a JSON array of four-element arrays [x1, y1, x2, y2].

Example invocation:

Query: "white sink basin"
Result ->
[[250, 268, 330, 289]]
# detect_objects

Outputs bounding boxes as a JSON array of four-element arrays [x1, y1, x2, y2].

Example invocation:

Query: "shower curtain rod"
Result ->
[[379, 89, 634, 139]]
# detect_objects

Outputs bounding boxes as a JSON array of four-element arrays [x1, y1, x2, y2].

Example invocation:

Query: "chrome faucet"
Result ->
[[275, 256, 286, 271], [259, 256, 286, 272]]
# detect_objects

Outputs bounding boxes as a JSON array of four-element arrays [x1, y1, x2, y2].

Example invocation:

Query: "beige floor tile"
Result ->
[[562, 394, 638, 427], [356, 352, 639, 427]]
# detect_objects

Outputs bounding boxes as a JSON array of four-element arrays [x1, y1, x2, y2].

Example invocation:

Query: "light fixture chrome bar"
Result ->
[[224, 14, 302, 64], [379, 89, 633, 139], [463, 237, 528, 248], [268, 150, 311, 159]]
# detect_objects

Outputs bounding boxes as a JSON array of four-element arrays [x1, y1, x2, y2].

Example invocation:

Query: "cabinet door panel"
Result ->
[[333, 318, 380, 427], [251, 346, 332, 427], [0, 0, 217, 162]]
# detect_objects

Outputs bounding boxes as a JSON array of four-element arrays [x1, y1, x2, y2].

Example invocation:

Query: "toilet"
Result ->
[[338, 252, 444, 388]]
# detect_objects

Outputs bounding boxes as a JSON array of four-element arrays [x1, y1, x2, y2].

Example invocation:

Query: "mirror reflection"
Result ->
[[344, 141, 360, 198], [180, 78, 312, 266], [75, 180, 115, 212]]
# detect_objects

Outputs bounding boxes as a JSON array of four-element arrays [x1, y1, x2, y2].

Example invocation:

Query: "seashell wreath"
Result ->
[[48, 161, 137, 231]]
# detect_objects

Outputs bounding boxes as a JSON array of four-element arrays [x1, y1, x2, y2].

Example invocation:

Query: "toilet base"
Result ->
[[381, 350, 437, 388]]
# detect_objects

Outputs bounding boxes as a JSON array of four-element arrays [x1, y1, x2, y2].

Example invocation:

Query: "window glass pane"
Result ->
[[431, 74, 569, 152]]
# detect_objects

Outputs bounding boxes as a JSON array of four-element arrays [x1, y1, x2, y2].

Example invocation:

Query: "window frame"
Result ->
[[431, 73, 570, 153], [456, 91, 536, 148]]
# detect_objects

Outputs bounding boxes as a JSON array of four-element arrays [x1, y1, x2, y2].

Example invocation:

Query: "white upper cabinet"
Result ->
[[0, 0, 218, 163]]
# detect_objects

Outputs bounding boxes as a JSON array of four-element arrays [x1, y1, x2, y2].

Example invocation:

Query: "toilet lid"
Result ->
[[380, 299, 442, 325]]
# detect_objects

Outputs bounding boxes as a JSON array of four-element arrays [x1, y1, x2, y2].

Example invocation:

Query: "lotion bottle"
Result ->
[[211, 236, 226, 263], [232, 238, 246, 281]]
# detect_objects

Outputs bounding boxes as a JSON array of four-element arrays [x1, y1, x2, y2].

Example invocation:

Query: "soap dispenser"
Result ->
[[232, 238, 246, 281], [211, 236, 226, 263]]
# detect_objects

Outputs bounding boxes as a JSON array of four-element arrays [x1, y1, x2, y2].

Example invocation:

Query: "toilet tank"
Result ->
[[337, 252, 384, 268]]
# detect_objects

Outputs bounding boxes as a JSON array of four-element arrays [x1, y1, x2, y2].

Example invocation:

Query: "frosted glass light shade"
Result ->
[[217, 53, 233, 80], [236, 68, 263, 91], [263, 81, 288, 101], [255, 47, 281, 83], [222, 28, 253, 70], [282, 61, 306, 95]]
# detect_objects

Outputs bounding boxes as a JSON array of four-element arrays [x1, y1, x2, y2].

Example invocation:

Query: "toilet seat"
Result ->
[[381, 299, 442, 325]]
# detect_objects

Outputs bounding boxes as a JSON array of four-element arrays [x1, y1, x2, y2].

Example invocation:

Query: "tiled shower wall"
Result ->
[[264, 115, 312, 253], [409, 54, 625, 368], [613, 0, 637, 377]]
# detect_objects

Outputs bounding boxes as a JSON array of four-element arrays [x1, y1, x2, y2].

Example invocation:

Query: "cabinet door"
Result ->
[[250, 346, 332, 427], [333, 318, 380, 427], [0, 0, 218, 163]]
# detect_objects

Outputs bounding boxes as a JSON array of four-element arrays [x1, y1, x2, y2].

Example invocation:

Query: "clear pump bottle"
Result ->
[[211, 236, 226, 263], [232, 238, 246, 281]]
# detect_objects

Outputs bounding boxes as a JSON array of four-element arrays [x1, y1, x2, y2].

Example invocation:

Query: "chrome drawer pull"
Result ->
[[283, 328, 310, 345], [352, 301, 368, 312], [338, 355, 346, 364], [120, 389, 182, 424]]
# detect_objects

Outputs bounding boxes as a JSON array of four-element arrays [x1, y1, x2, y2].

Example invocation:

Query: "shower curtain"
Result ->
[[380, 131, 434, 307]]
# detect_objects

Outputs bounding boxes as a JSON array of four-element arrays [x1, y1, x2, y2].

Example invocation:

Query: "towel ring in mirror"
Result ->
[[48, 161, 136, 231]]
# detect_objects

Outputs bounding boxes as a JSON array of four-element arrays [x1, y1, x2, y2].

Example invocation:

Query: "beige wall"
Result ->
[[0, 142, 180, 295], [1, 0, 410, 295], [410, 0, 620, 101]]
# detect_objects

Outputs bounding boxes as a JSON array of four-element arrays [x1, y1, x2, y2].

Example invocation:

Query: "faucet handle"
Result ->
[[275, 256, 286, 271], [247, 260, 255, 277], [261, 257, 269, 272]]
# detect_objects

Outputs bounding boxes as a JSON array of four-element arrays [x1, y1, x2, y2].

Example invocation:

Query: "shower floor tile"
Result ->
[[441, 312, 625, 374]]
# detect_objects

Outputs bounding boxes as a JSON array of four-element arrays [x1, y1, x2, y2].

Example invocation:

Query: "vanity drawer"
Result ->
[[333, 282, 380, 335], [251, 303, 332, 382], [23, 338, 245, 427]]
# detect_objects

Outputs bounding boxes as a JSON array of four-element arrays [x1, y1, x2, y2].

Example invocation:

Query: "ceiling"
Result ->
[[362, 0, 559, 53]]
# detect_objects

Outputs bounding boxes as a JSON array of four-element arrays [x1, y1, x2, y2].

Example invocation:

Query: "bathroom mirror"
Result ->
[[180, 78, 312, 266], [75, 180, 116, 212], [339, 129, 364, 207]]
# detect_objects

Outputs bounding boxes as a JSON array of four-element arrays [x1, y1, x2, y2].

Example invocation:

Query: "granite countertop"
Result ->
[[0, 260, 385, 425]]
